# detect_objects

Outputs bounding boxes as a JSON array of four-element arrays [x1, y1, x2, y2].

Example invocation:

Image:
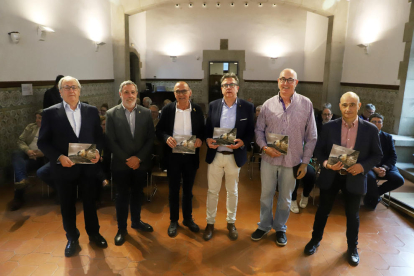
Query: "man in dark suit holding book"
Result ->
[[38, 76, 107, 257], [105, 80, 155, 246], [156, 81, 205, 238], [204, 73, 255, 241], [304, 92, 382, 266], [364, 113, 404, 209]]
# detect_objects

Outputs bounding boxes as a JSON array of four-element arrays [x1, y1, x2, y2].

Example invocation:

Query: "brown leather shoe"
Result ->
[[227, 223, 238, 240], [203, 224, 214, 241]]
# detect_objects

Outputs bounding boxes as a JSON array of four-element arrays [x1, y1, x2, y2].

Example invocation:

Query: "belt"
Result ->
[[217, 151, 233, 155], [338, 169, 348, 176]]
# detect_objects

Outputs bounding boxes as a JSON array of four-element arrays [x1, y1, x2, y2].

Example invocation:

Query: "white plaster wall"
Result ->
[[129, 11, 147, 78], [130, 4, 309, 80], [341, 0, 410, 85], [0, 0, 114, 81], [303, 12, 328, 82]]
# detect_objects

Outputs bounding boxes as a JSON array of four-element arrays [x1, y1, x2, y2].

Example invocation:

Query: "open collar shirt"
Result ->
[[218, 98, 238, 152], [341, 117, 359, 149], [63, 100, 81, 138], [173, 102, 192, 136], [255, 92, 317, 167], [121, 103, 137, 138]]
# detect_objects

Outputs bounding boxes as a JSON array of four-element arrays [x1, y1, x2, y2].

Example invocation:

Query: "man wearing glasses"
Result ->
[[251, 68, 317, 246], [38, 76, 107, 257], [204, 73, 255, 241], [156, 81, 205, 237], [359, 103, 375, 121], [364, 113, 404, 210], [316, 102, 334, 136]]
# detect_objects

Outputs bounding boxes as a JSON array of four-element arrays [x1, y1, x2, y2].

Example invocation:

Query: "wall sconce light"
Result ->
[[95, 41, 106, 52], [189, 3, 193, 8], [175, 3, 180, 8], [357, 43, 370, 54], [38, 25, 55, 41], [270, 57, 278, 64], [8, 31, 20, 43], [258, 3, 263, 7], [245, 2, 249, 7], [230, 2, 234, 7], [273, 4, 277, 7], [202, 3, 207, 8], [216, 2, 220, 7], [170, 56, 177, 62]]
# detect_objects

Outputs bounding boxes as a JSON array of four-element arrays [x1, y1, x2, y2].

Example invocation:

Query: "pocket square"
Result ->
[[240, 118, 247, 121]]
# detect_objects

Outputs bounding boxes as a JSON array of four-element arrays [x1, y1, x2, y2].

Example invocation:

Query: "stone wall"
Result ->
[[0, 82, 115, 178], [340, 85, 398, 133]]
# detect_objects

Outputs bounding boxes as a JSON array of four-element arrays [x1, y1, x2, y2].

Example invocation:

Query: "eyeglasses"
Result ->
[[175, 90, 188, 95], [62, 85, 79, 91], [371, 120, 383, 124], [221, 83, 238, 88], [278, 77, 296, 84], [322, 113, 332, 116]]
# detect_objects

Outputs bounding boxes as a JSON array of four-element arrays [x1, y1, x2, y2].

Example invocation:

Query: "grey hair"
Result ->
[[221, 73, 239, 85], [143, 97, 152, 105], [58, 76, 82, 90], [365, 103, 375, 111], [256, 105, 263, 111], [119, 80, 138, 93], [322, 103, 332, 110], [149, 104, 159, 111]]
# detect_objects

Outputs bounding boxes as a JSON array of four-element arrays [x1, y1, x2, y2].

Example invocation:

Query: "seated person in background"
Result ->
[[290, 163, 316, 213], [359, 103, 375, 121], [163, 99, 172, 107], [316, 103, 333, 136], [255, 105, 262, 125], [143, 97, 152, 108], [10, 109, 46, 211], [149, 105, 160, 127], [100, 103, 109, 116], [364, 113, 404, 209], [136, 98, 141, 106]]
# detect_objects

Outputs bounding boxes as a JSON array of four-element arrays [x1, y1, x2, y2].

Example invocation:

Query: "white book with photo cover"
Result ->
[[327, 144, 360, 169], [172, 135, 196, 154], [68, 143, 97, 164], [213, 127, 237, 146], [266, 133, 289, 155]]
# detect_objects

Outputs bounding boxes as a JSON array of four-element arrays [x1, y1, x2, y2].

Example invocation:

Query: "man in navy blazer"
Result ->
[[304, 92, 382, 266], [364, 113, 404, 209], [156, 81, 205, 238], [38, 76, 107, 257], [204, 73, 255, 241]]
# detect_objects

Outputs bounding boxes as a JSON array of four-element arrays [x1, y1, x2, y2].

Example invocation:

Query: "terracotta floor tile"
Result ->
[[0, 251, 15, 262], [8, 265, 37, 276], [14, 239, 43, 254], [0, 240, 24, 252], [31, 263, 58, 276], [18, 252, 52, 266], [0, 261, 19, 276]]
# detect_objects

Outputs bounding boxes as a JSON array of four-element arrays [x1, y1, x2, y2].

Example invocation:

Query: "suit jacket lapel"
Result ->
[[235, 99, 241, 130], [58, 103, 77, 139], [216, 100, 223, 127], [332, 119, 342, 146], [133, 106, 143, 140]]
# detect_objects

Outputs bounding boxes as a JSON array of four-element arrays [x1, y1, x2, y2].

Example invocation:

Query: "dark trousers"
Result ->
[[56, 171, 100, 241], [312, 174, 361, 249], [292, 164, 315, 201], [366, 167, 404, 198], [168, 154, 198, 222], [113, 169, 146, 230]]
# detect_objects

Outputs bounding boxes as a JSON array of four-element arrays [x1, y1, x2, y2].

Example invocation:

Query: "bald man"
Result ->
[[156, 81, 205, 237], [304, 92, 382, 266], [252, 68, 317, 246]]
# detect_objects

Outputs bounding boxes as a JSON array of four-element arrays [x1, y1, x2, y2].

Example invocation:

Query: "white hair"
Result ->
[[119, 80, 138, 93], [58, 76, 82, 90]]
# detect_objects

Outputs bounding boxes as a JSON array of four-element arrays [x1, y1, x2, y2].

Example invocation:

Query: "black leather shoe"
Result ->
[[203, 224, 214, 241], [131, 220, 154, 232], [304, 239, 320, 255], [347, 248, 359, 266], [183, 219, 200, 233], [89, 234, 108, 248], [65, 240, 79, 257], [168, 221, 178, 237], [114, 230, 127, 246]]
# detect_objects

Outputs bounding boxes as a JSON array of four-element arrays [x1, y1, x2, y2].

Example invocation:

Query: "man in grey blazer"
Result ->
[[105, 80, 155, 246]]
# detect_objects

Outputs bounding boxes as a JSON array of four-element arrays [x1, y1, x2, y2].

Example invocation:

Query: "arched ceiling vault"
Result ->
[[119, 0, 345, 17]]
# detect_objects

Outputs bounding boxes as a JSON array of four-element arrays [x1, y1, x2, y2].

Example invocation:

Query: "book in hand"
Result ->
[[68, 143, 97, 164], [172, 135, 196, 154], [327, 144, 360, 169], [266, 133, 289, 155], [213, 127, 237, 146]]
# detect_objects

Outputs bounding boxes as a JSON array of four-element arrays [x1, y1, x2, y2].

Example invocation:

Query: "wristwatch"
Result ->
[[263, 146, 268, 153]]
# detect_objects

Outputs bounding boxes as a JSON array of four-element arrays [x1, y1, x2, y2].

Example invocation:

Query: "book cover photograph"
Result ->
[[172, 135, 196, 154], [68, 143, 97, 164], [266, 133, 289, 155], [327, 144, 360, 169], [213, 127, 237, 146]]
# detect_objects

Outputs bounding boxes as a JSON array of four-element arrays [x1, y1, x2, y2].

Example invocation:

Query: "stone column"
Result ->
[[395, 2, 414, 135], [322, 1, 350, 114], [111, 3, 130, 102]]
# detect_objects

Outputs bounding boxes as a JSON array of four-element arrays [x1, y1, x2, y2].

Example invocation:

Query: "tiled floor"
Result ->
[[1, 150, 414, 276]]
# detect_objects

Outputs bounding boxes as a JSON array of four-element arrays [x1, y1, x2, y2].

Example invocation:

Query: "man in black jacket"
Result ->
[[364, 113, 404, 209], [156, 81, 205, 238]]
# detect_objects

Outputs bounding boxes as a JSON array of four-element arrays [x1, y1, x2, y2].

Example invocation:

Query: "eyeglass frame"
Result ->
[[278, 77, 296, 84], [221, 83, 238, 88], [62, 85, 80, 91]]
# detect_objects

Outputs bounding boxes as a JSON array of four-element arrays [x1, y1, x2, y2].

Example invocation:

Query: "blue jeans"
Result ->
[[37, 162, 54, 188], [258, 160, 296, 232], [12, 150, 44, 183]]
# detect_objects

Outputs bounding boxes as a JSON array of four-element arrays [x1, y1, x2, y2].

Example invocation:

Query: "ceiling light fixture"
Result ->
[[175, 3, 180, 8], [258, 3, 263, 7], [189, 3, 193, 8], [203, 3, 207, 8], [216, 2, 220, 7], [245, 2, 249, 7]]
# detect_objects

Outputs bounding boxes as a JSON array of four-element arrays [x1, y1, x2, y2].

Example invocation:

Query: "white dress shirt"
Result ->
[[173, 102, 192, 136], [121, 103, 137, 138], [63, 101, 81, 138]]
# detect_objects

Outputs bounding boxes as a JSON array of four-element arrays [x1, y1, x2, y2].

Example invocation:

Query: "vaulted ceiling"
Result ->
[[119, 0, 346, 17]]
